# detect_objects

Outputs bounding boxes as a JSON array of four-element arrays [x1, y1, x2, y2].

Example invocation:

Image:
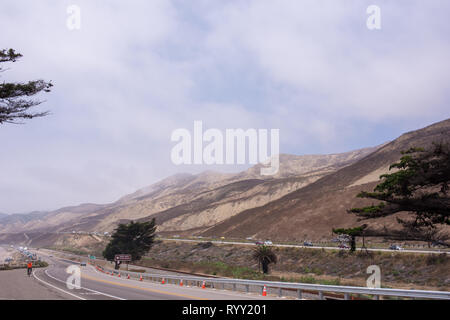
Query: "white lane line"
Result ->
[[33, 270, 86, 300], [44, 269, 126, 300]]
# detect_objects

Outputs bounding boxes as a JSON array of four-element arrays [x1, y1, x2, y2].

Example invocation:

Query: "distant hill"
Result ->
[[0, 147, 378, 235], [1, 119, 448, 242], [202, 119, 450, 240]]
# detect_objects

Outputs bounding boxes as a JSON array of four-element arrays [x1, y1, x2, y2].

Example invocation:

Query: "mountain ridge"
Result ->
[[0, 146, 379, 234]]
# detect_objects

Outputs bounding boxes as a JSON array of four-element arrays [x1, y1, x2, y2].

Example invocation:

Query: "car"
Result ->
[[255, 241, 264, 245], [80, 262, 87, 266], [338, 244, 350, 249], [264, 240, 273, 245], [389, 245, 403, 250], [303, 241, 313, 246]]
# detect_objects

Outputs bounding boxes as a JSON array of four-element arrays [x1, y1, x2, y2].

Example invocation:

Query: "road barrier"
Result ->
[[95, 264, 450, 300]]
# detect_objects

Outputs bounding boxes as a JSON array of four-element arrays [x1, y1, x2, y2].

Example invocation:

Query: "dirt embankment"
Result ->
[[41, 235, 449, 290], [138, 241, 450, 290]]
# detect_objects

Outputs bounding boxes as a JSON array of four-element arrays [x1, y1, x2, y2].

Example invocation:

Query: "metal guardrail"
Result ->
[[93, 263, 450, 300]]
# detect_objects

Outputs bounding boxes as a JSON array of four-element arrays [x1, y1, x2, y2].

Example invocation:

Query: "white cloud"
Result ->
[[0, 0, 449, 212]]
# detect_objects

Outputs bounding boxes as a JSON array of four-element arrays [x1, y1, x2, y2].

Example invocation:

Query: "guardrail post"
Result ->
[[297, 289, 302, 300], [318, 291, 324, 300], [278, 287, 282, 297], [233, 283, 236, 291], [374, 295, 380, 300], [344, 293, 350, 300], [246, 284, 249, 293]]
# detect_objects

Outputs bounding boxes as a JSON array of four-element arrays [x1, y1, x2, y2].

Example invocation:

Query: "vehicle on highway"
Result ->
[[264, 240, 273, 245], [338, 244, 350, 249], [303, 241, 313, 246], [255, 241, 264, 245], [389, 244, 404, 250], [80, 262, 87, 266]]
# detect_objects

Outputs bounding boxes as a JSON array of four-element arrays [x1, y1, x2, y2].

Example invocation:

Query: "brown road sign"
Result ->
[[114, 254, 131, 262]]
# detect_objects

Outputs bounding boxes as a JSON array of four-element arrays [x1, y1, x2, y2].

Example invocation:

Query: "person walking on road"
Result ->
[[27, 261, 32, 277]]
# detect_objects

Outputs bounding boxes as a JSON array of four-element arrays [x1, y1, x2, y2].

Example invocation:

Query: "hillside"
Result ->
[[202, 119, 450, 240], [0, 147, 377, 236], [1, 119, 448, 243]]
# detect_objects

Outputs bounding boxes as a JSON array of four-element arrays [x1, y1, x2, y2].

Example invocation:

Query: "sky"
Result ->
[[1, 0, 449, 213]]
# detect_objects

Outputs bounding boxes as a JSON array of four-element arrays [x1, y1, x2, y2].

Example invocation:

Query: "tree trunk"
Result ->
[[262, 261, 269, 274], [350, 235, 356, 252], [114, 261, 122, 270]]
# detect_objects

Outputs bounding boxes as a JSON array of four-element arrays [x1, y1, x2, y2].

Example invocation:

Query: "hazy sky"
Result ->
[[1, 0, 449, 213]]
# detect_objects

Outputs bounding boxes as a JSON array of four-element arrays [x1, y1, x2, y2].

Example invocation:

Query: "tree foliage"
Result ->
[[103, 219, 156, 269], [252, 245, 277, 274], [0, 48, 53, 124], [348, 143, 450, 246]]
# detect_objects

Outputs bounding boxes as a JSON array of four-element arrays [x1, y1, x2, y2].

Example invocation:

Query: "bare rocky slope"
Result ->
[[1, 119, 449, 243], [202, 119, 450, 241], [0, 147, 378, 237]]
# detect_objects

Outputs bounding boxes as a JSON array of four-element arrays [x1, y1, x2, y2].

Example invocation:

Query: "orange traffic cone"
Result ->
[[201, 280, 206, 289], [180, 279, 183, 286], [161, 278, 165, 284], [262, 285, 267, 297], [139, 275, 143, 281]]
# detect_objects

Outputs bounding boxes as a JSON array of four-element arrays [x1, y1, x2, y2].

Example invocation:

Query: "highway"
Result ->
[[159, 238, 450, 255], [28, 251, 282, 300]]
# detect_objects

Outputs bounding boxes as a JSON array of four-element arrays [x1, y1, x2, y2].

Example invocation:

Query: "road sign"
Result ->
[[114, 254, 131, 262]]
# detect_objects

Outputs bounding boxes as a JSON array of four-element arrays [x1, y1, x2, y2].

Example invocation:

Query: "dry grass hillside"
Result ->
[[140, 241, 450, 290], [203, 119, 450, 240], [1, 119, 448, 242], [0, 146, 377, 235]]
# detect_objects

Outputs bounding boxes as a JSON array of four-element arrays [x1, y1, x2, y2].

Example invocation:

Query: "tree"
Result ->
[[252, 245, 277, 274], [332, 225, 367, 252], [348, 143, 450, 246], [0, 48, 53, 124], [103, 219, 156, 269]]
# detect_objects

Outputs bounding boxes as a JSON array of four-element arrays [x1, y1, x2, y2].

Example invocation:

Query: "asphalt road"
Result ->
[[28, 252, 281, 300], [160, 238, 450, 255], [0, 268, 75, 300]]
